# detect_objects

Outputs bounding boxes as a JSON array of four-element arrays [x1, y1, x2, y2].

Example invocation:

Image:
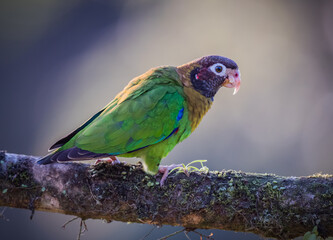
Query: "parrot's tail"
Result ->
[[37, 147, 111, 165], [37, 152, 56, 165]]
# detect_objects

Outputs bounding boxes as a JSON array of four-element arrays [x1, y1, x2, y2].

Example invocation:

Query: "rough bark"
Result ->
[[0, 151, 332, 239]]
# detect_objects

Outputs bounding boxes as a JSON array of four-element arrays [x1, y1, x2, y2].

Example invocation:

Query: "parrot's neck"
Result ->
[[183, 87, 213, 132]]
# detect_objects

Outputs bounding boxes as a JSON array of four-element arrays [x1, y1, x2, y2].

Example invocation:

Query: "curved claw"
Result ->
[[94, 156, 120, 165], [158, 164, 183, 186]]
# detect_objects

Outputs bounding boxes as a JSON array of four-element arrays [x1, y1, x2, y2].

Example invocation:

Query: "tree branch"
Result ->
[[0, 151, 332, 239]]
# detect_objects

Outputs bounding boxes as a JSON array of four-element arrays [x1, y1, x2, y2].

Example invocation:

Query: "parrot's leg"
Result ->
[[94, 156, 120, 165], [158, 164, 183, 186]]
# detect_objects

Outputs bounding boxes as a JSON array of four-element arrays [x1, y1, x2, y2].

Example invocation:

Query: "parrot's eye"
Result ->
[[209, 63, 226, 77], [215, 66, 222, 73]]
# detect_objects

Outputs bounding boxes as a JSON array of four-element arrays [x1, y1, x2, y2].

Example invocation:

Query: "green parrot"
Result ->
[[38, 55, 241, 182]]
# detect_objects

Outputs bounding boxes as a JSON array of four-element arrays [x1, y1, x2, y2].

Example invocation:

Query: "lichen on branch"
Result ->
[[0, 151, 332, 239]]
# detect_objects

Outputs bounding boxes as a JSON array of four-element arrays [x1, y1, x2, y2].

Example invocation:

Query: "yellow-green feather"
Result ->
[[183, 87, 213, 131], [176, 63, 214, 132]]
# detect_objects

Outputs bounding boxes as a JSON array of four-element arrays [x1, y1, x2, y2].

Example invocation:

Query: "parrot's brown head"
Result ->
[[177, 55, 241, 98]]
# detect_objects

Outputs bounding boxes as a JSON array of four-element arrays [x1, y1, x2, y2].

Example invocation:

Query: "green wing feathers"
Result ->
[[61, 67, 186, 154], [76, 87, 185, 154]]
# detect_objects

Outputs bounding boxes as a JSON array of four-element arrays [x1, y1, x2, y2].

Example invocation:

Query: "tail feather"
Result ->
[[37, 152, 56, 165], [38, 147, 110, 165]]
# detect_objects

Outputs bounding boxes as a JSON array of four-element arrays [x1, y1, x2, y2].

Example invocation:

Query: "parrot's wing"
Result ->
[[74, 85, 185, 155], [49, 108, 106, 150]]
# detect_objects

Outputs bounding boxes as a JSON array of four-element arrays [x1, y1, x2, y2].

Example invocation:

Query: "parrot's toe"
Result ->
[[158, 164, 183, 186], [94, 156, 120, 165]]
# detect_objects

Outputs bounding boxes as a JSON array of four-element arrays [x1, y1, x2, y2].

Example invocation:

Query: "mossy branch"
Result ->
[[0, 151, 332, 239]]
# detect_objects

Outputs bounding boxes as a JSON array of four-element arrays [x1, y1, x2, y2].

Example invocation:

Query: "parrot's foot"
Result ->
[[158, 164, 183, 186], [94, 156, 120, 165]]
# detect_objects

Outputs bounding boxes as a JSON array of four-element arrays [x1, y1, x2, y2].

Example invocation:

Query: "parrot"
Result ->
[[38, 55, 241, 183]]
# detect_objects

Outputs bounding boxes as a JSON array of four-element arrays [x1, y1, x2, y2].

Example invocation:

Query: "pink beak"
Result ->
[[222, 69, 241, 95]]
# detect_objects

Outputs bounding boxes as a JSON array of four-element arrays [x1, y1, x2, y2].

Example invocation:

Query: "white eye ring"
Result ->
[[209, 63, 226, 76]]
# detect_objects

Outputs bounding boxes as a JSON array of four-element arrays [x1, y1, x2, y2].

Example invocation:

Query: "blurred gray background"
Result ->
[[1, 0, 332, 239]]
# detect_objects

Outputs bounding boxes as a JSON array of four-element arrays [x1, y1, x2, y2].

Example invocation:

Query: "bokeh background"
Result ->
[[1, 0, 333, 239]]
